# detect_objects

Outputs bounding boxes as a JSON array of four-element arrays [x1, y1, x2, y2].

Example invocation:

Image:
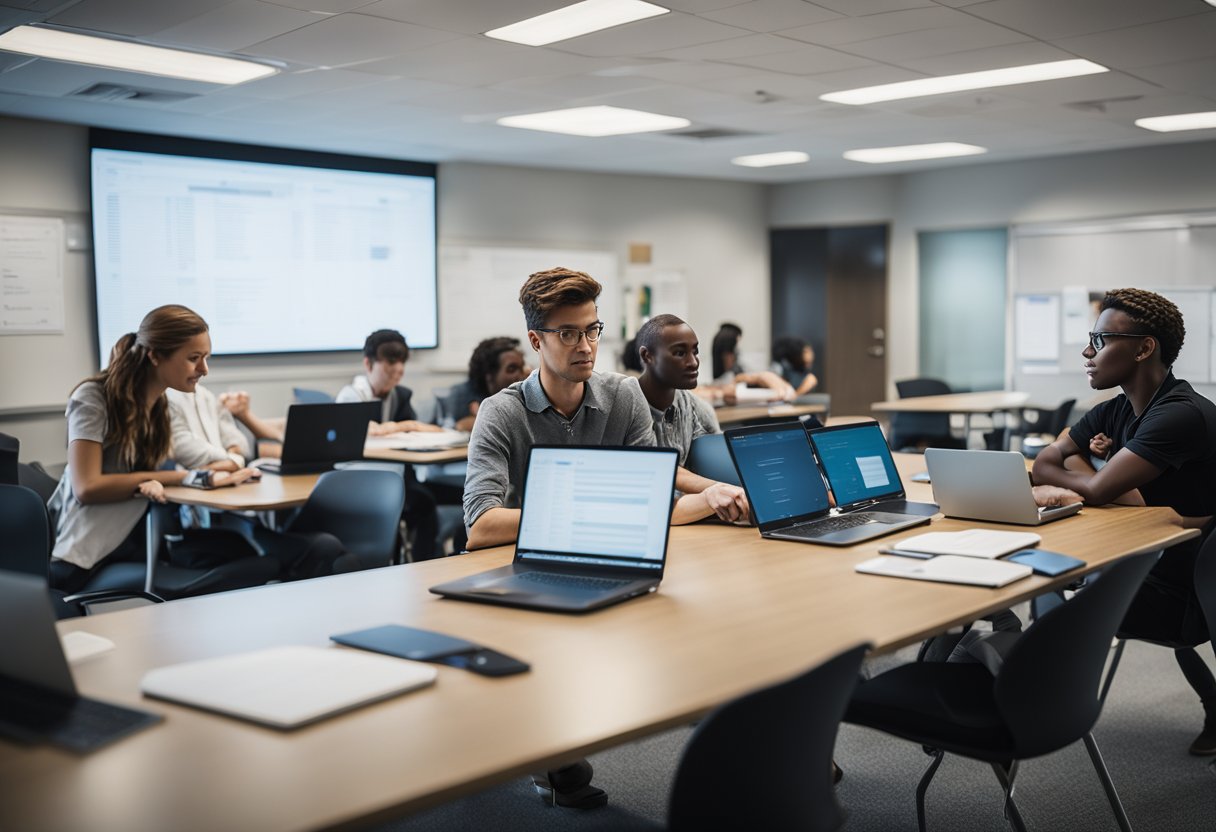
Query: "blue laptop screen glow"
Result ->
[[728, 427, 829, 524], [517, 447, 675, 570], [810, 424, 902, 506]]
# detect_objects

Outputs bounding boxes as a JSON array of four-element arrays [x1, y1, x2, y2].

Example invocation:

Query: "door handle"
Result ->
[[867, 346, 885, 357]]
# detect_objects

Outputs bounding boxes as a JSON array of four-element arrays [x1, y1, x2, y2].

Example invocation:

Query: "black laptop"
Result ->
[[724, 422, 930, 546], [430, 445, 678, 613], [807, 420, 938, 517], [256, 401, 379, 475], [0, 571, 161, 753]]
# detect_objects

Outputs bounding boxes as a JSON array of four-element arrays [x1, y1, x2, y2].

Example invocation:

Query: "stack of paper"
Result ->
[[884, 530, 1041, 559], [365, 429, 469, 452]]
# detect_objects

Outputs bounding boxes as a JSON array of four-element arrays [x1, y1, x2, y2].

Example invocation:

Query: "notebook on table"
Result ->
[[855, 555, 1033, 588], [430, 445, 679, 613], [925, 449, 1082, 526], [807, 420, 938, 518], [0, 572, 161, 753], [255, 401, 379, 475], [724, 422, 930, 547]]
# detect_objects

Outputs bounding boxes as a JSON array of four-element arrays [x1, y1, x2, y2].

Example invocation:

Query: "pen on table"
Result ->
[[877, 548, 934, 559]]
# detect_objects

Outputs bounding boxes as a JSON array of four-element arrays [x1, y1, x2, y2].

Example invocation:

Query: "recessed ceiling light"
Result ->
[[731, 151, 809, 168], [821, 59, 1107, 105], [497, 105, 690, 137], [1134, 111, 1216, 132], [843, 142, 987, 164], [0, 25, 277, 85], [486, 0, 669, 47]]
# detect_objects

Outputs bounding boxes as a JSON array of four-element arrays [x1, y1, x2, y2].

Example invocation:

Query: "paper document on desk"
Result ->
[[886, 530, 1040, 559], [364, 429, 469, 451], [141, 646, 436, 729], [732, 384, 782, 403], [857, 555, 1032, 588]]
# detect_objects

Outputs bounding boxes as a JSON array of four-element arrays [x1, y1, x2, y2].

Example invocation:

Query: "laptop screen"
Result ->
[[516, 446, 677, 571], [809, 422, 903, 508], [726, 425, 830, 525]]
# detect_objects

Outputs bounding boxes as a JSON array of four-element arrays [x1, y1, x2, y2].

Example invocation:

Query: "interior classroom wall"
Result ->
[[769, 139, 1216, 401], [0, 115, 769, 464]]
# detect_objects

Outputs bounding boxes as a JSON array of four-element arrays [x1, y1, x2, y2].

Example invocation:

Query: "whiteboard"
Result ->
[[435, 245, 619, 371]]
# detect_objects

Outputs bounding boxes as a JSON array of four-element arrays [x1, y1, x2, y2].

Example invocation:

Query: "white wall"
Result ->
[[769, 140, 1216, 398], [0, 115, 768, 463]]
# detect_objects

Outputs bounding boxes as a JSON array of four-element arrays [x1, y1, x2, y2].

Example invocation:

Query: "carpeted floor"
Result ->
[[375, 637, 1216, 831]]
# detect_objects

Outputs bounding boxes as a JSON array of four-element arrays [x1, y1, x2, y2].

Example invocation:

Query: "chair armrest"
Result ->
[[61, 588, 166, 613]]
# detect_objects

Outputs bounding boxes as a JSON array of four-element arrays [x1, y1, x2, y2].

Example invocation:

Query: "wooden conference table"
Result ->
[[715, 402, 825, 426], [2, 457, 1195, 832], [871, 391, 1033, 449]]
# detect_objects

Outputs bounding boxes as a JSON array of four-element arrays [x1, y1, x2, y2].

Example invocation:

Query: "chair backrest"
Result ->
[[0, 432, 18, 485], [667, 643, 868, 832], [890, 379, 955, 449], [287, 469, 405, 568], [292, 387, 334, 404], [0, 483, 50, 577], [685, 433, 741, 486], [994, 551, 1156, 758], [1046, 398, 1077, 438], [895, 378, 952, 399]]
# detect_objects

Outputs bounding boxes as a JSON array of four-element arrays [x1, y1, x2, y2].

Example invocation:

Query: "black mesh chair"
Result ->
[[846, 552, 1156, 832], [685, 433, 741, 487], [890, 378, 965, 452], [1015, 398, 1076, 458], [286, 468, 405, 569]]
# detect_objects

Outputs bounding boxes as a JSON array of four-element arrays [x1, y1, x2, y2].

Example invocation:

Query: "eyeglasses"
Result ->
[[1087, 331, 1151, 352], [535, 322, 605, 346]]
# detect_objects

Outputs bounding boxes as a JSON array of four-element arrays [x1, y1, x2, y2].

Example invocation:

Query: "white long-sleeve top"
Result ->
[[166, 384, 251, 469]]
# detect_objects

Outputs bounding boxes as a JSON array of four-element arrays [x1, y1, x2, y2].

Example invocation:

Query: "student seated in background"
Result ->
[[771, 335, 819, 396], [166, 383, 254, 471], [434, 336, 528, 431], [47, 305, 261, 594], [337, 329, 441, 435], [620, 335, 642, 376], [218, 390, 285, 459], [339, 328, 445, 560], [710, 327, 795, 401], [636, 314, 749, 524], [1032, 287, 1216, 756]]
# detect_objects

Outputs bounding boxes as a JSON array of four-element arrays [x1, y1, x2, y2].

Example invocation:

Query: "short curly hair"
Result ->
[[518, 267, 602, 332], [467, 336, 522, 397], [1100, 288, 1185, 367]]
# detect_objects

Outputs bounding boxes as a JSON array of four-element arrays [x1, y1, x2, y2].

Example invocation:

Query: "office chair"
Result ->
[[1016, 398, 1076, 458], [890, 378, 965, 452], [292, 387, 334, 404], [846, 551, 1157, 832], [685, 433, 741, 486], [0, 431, 17, 485], [285, 468, 405, 569]]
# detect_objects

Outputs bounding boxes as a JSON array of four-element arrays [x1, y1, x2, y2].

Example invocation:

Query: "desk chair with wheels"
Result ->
[[685, 433, 741, 486], [890, 378, 965, 452], [846, 552, 1157, 832], [284, 468, 405, 569]]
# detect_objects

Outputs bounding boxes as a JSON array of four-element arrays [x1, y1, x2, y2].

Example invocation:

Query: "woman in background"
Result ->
[[772, 335, 819, 396]]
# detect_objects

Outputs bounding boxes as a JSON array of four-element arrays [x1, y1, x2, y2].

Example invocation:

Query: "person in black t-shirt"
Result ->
[[1032, 287, 1216, 756]]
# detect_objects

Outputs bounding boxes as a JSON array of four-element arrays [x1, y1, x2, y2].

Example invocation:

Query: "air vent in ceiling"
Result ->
[[1063, 95, 1143, 114], [666, 127, 757, 140], [69, 83, 198, 104]]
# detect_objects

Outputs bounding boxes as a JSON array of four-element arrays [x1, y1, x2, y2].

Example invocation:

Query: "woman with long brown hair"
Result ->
[[48, 305, 257, 593]]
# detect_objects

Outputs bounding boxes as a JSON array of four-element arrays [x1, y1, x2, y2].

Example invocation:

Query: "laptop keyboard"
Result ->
[[516, 572, 630, 592], [0, 685, 160, 753], [784, 513, 878, 538]]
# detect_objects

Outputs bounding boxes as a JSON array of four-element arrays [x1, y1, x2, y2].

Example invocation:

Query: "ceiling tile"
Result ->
[[835, 19, 1030, 63], [895, 40, 1075, 75], [491, 72, 663, 101], [358, 0, 568, 34], [698, 0, 842, 33], [660, 0, 751, 11], [652, 33, 805, 61], [997, 71, 1164, 107], [250, 0, 376, 11], [691, 68, 844, 99], [404, 85, 561, 118], [809, 0, 937, 14], [1134, 57, 1216, 98], [247, 13, 461, 66], [357, 37, 611, 86], [783, 7, 970, 47], [152, 1, 322, 53], [552, 12, 750, 58], [233, 67, 395, 100], [719, 44, 875, 76], [1055, 13, 1216, 70], [620, 60, 755, 85], [48, 0, 231, 37], [962, 0, 1204, 41]]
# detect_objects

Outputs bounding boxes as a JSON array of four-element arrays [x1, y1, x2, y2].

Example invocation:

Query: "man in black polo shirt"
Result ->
[[1033, 287, 1216, 756]]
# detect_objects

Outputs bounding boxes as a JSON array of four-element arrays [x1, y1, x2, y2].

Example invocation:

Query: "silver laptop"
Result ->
[[0, 571, 161, 752], [807, 420, 938, 518], [925, 448, 1082, 525], [725, 422, 930, 546], [430, 445, 678, 613]]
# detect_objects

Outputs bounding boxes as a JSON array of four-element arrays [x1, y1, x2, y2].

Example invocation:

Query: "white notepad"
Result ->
[[141, 646, 436, 729], [885, 530, 1041, 559], [856, 555, 1033, 588], [364, 430, 469, 451]]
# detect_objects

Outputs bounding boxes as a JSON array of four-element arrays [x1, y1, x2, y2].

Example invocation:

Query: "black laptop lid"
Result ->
[[515, 445, 678, 577], [808, 420, 907, 510], [281, 401, 379, 465], [0, 572, 76, 698], [724, 422, 831, 533]]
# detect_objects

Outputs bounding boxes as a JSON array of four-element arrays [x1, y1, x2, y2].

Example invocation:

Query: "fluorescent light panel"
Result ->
[[731, 151, 809, 168], [844, 142, 987, 164], [0, 25, 276, 85], [486, 0, 669, 47], [821, 59, 1108, 105], [1135, 111, 1216, 132], [497, 105, 689, 137]]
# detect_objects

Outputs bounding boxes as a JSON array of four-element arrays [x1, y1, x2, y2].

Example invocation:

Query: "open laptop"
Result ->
[[256, 401, 379, 475], [0, 571, 161, 752], [725, 422, 931, 546], [807, 420, 938, 518], [925, 448, 1082, 525], [430, 445, 678, 613]]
